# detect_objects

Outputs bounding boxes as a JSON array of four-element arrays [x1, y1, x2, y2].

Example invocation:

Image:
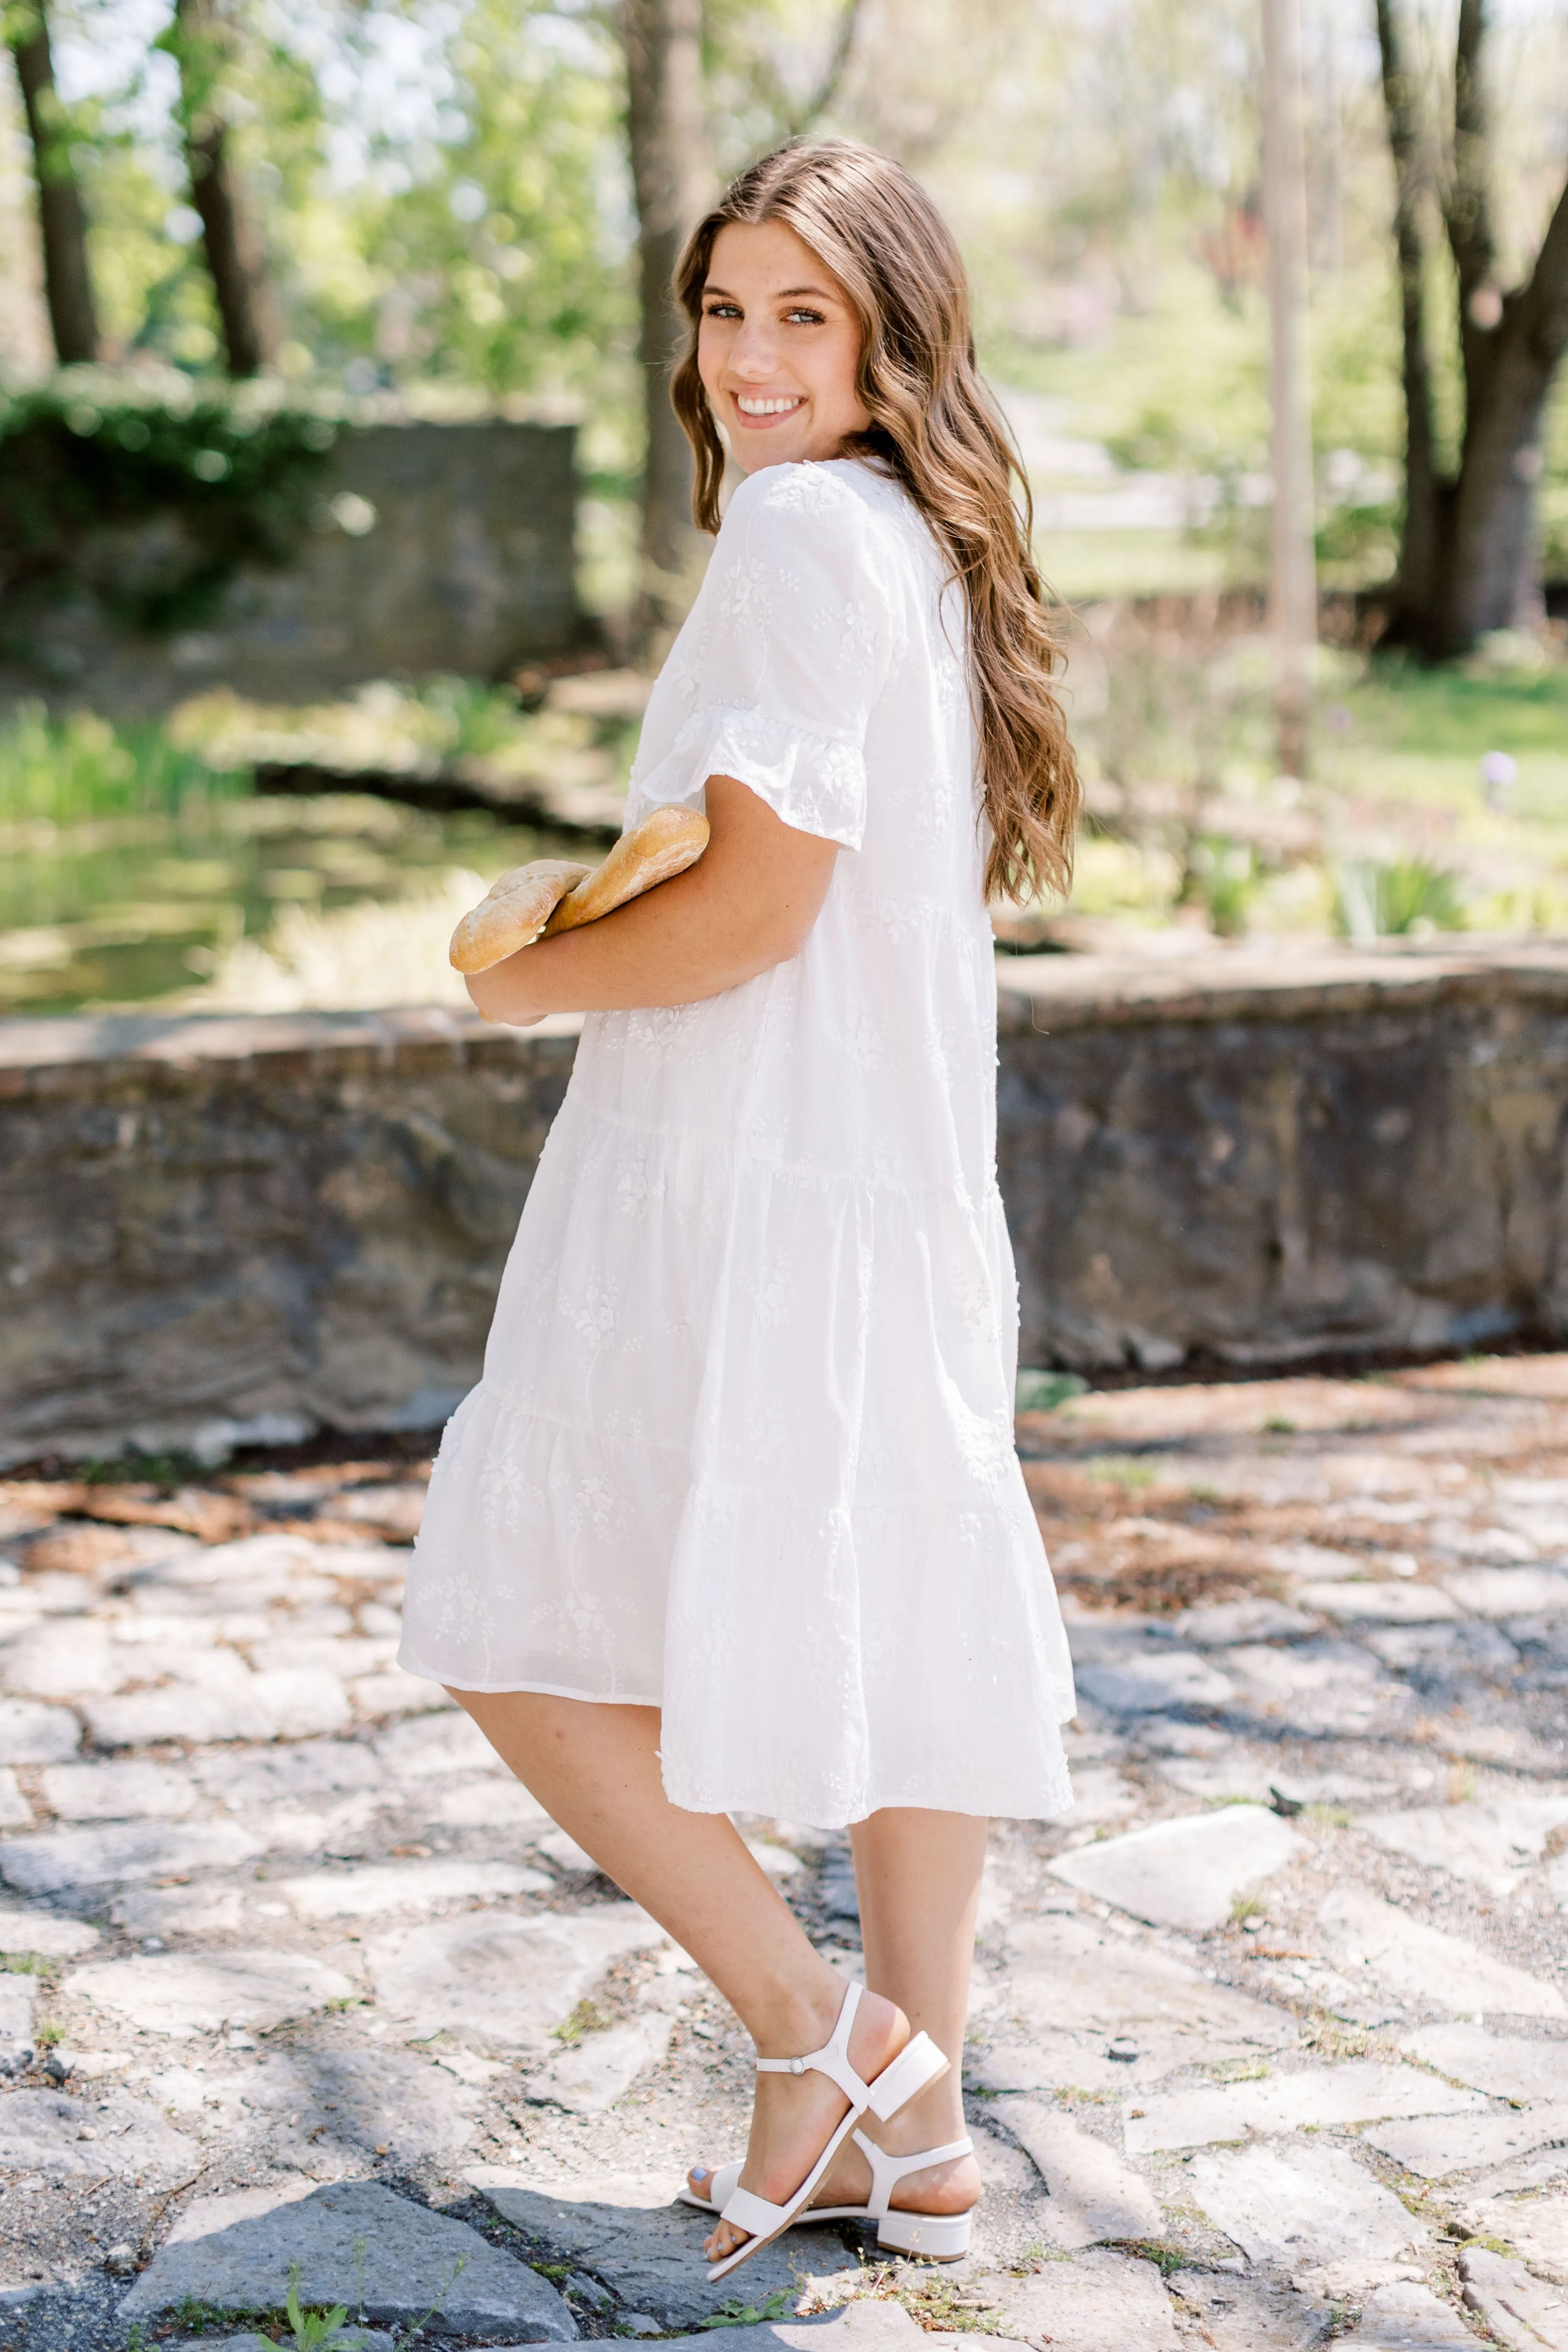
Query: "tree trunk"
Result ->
[[623, 0, 708, 641], [1435, 185, 1568, 647], [9, 3, 100, 365], [1375, 0, 1568, 653], [1373, 0, 1440, 621], [172, 0, 280, 379]]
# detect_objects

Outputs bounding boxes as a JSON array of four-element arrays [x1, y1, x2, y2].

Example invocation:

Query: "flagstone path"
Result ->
[[1, 1354, 1566, 2348]]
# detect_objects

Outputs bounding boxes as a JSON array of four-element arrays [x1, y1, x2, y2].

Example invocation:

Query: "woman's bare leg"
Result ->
[[689, 1807, 986, 2226], [451, 1690, 913, 2262]]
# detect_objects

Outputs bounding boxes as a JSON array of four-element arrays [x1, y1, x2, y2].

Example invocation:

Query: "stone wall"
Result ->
[[1, 421, 582, 715], [4, 942, 1568, 1463]]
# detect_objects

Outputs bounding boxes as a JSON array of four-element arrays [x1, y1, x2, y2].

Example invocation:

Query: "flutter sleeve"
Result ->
[[634, 464, 896, 851]]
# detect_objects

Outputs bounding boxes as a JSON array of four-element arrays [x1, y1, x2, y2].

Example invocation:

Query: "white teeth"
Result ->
[[736, 396, 803, 416]]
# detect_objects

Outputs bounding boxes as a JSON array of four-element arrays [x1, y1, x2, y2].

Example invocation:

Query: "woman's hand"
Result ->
[[461, 775, 838, 1029]]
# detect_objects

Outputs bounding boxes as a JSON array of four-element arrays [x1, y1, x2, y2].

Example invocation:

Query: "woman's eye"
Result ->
[[785, 308, 825, 326], [704, 300, 742, 320]]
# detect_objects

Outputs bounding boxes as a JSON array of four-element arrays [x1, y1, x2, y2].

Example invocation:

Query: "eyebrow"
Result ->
[[702, 282, 837, 303]]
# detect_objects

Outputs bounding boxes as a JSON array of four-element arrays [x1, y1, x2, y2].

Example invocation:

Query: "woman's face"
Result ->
[[698, 220, 871, 473]]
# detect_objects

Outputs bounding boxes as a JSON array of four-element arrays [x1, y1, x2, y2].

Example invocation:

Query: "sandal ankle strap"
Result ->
[[754, 1979, 872, 2107]]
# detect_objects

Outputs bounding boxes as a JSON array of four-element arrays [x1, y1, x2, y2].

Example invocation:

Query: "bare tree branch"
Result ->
[[1514, 170, 1568, 372], [170, 0, 280, 378], [785, 0, 863, 138], [1446, 0, 1496, 304]]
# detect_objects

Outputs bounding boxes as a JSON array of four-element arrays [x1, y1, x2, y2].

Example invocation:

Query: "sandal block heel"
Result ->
[[876, 2207, 973, 2261], [864, 2030, 947, 2121]]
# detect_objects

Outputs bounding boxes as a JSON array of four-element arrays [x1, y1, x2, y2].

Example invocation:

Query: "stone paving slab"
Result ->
[[1402, 2028, 1568, 2106], [1316, 1887, 1566, 2019], [1339, 2280, 1476, 2346], [466, 2167, 811, 2329], [965, 2256, 1181, 2351], [988, 2096, 1161, 2245], [0, 2086, 197, 2181], [119, 2178, 578, 2336], [1046, 1804, 1303, 1931], [1365, 2104, 1568, 2179], [1459, 2243, 1568, 2351], [1123, 2059, 1489, 2153], [65, 1948, 359, 2036], [1186, 2141, 1425, 2265], [365, 1907, 667, 2051], [10, 1364, 1568, 2343]]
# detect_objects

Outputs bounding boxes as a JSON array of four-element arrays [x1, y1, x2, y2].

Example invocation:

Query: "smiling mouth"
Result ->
[[734, 394, 804, 418]]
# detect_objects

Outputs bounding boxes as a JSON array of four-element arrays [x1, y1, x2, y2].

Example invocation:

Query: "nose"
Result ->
[[728, 315, 781, 379]]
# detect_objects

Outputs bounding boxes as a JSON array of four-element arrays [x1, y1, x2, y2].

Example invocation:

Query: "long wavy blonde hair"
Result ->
[[671, 139, 1079, 906]]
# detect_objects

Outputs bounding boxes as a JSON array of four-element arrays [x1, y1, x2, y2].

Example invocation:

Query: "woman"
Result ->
[[399, 138, 1079, 2278]]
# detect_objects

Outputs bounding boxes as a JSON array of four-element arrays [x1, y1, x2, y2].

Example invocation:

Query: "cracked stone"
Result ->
[[1188, 2141, 1424, 2265], [1047, 1804, 1303, 1931], [83, 1666, 350, 1747], [1297, 1583, 1462, 1623], [1356, 1798, 1568, 1897], [0, 1698, 80, 1765], [990, 2096, 1162, 2247], [1221, 1639, 1401, 1732], [0, 1903, 100, 1957], [1168, 2273, 1329, 2351], [1057, 1767, 1140, 1826], [192, 1738, 385, 1806], [0, 1972, 34, 2068], [236, 2037, 481, 2163], [969, 1912, 1294, 2097], [967, 2254, 1180, 2352], [0, 2087, 196, 2182], [1462, 2193, 1568, 2285], [0, 1819, 260, 1896], [1316, 1887, 1566, 2019], [1401, 2027, 1568, 2106], [364, 1904, 666, 2053], [348, 1668, 454, 1718], [1071, 1648, 1234, 1715], [0, 1766, 28, 1829], [1366, 2105, 1568, 2179], [425, 1779, 556, 1831], [374, 1711, 504, 1779], [1460, 2243, 1568, 2352], [523, 2019, 674, 2113], [66, 1948, 358, 2037], [1338, 2280, 1476, 2346], [1123, 2060, 1488, 2154], [40, 1759, 199, 1821], [1172, 1599, 1319, 1645], [119, 2176, 577, 2336], [464, 2167, 823, 2329], [277, 1858, 549, 1919], [1443, 1569, 1568, 1617]]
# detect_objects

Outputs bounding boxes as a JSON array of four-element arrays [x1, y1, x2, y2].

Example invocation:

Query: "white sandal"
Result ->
[[684, 2128, 976, 2262], [680, 1980, 949, 2282]]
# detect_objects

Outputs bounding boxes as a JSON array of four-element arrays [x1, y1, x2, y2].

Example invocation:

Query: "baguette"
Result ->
[[449, 859, 591, 974], [543, 805, 710, 935]]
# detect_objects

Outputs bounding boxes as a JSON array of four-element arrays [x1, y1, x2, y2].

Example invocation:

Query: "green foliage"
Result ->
[[700, 2290, 795, 2329], [1334, 857, 1466, 940], [1016, 1368, 1089, 1412], [0, 701, 247, 828], [0, 374, 340, 634], [2, 1951, 61, 1978], [1181, 835, 1258, 937], [284, 2267, 352, 2352]]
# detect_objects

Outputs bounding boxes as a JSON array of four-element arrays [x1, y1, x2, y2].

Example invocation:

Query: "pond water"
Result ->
[[0, 789, 581, 1017]]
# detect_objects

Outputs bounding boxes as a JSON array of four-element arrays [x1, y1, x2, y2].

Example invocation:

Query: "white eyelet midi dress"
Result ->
[[398, 456, 1076, 1828]]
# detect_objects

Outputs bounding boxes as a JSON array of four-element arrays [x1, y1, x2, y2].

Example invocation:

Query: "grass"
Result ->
[[0, 701, 248, 830]]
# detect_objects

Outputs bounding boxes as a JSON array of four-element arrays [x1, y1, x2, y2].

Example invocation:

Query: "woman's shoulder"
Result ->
[[720, 458, 916, 545]]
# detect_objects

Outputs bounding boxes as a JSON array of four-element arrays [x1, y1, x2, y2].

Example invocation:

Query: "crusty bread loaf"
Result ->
[[449, 859, 591, 974], [543, 805, 710, 935]]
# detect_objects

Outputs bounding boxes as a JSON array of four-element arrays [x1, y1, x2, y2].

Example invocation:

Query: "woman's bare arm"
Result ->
[[465, 775, 839, 1027]]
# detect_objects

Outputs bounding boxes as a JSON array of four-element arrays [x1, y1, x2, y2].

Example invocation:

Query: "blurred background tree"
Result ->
[[0, 0, 1566, 646]]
